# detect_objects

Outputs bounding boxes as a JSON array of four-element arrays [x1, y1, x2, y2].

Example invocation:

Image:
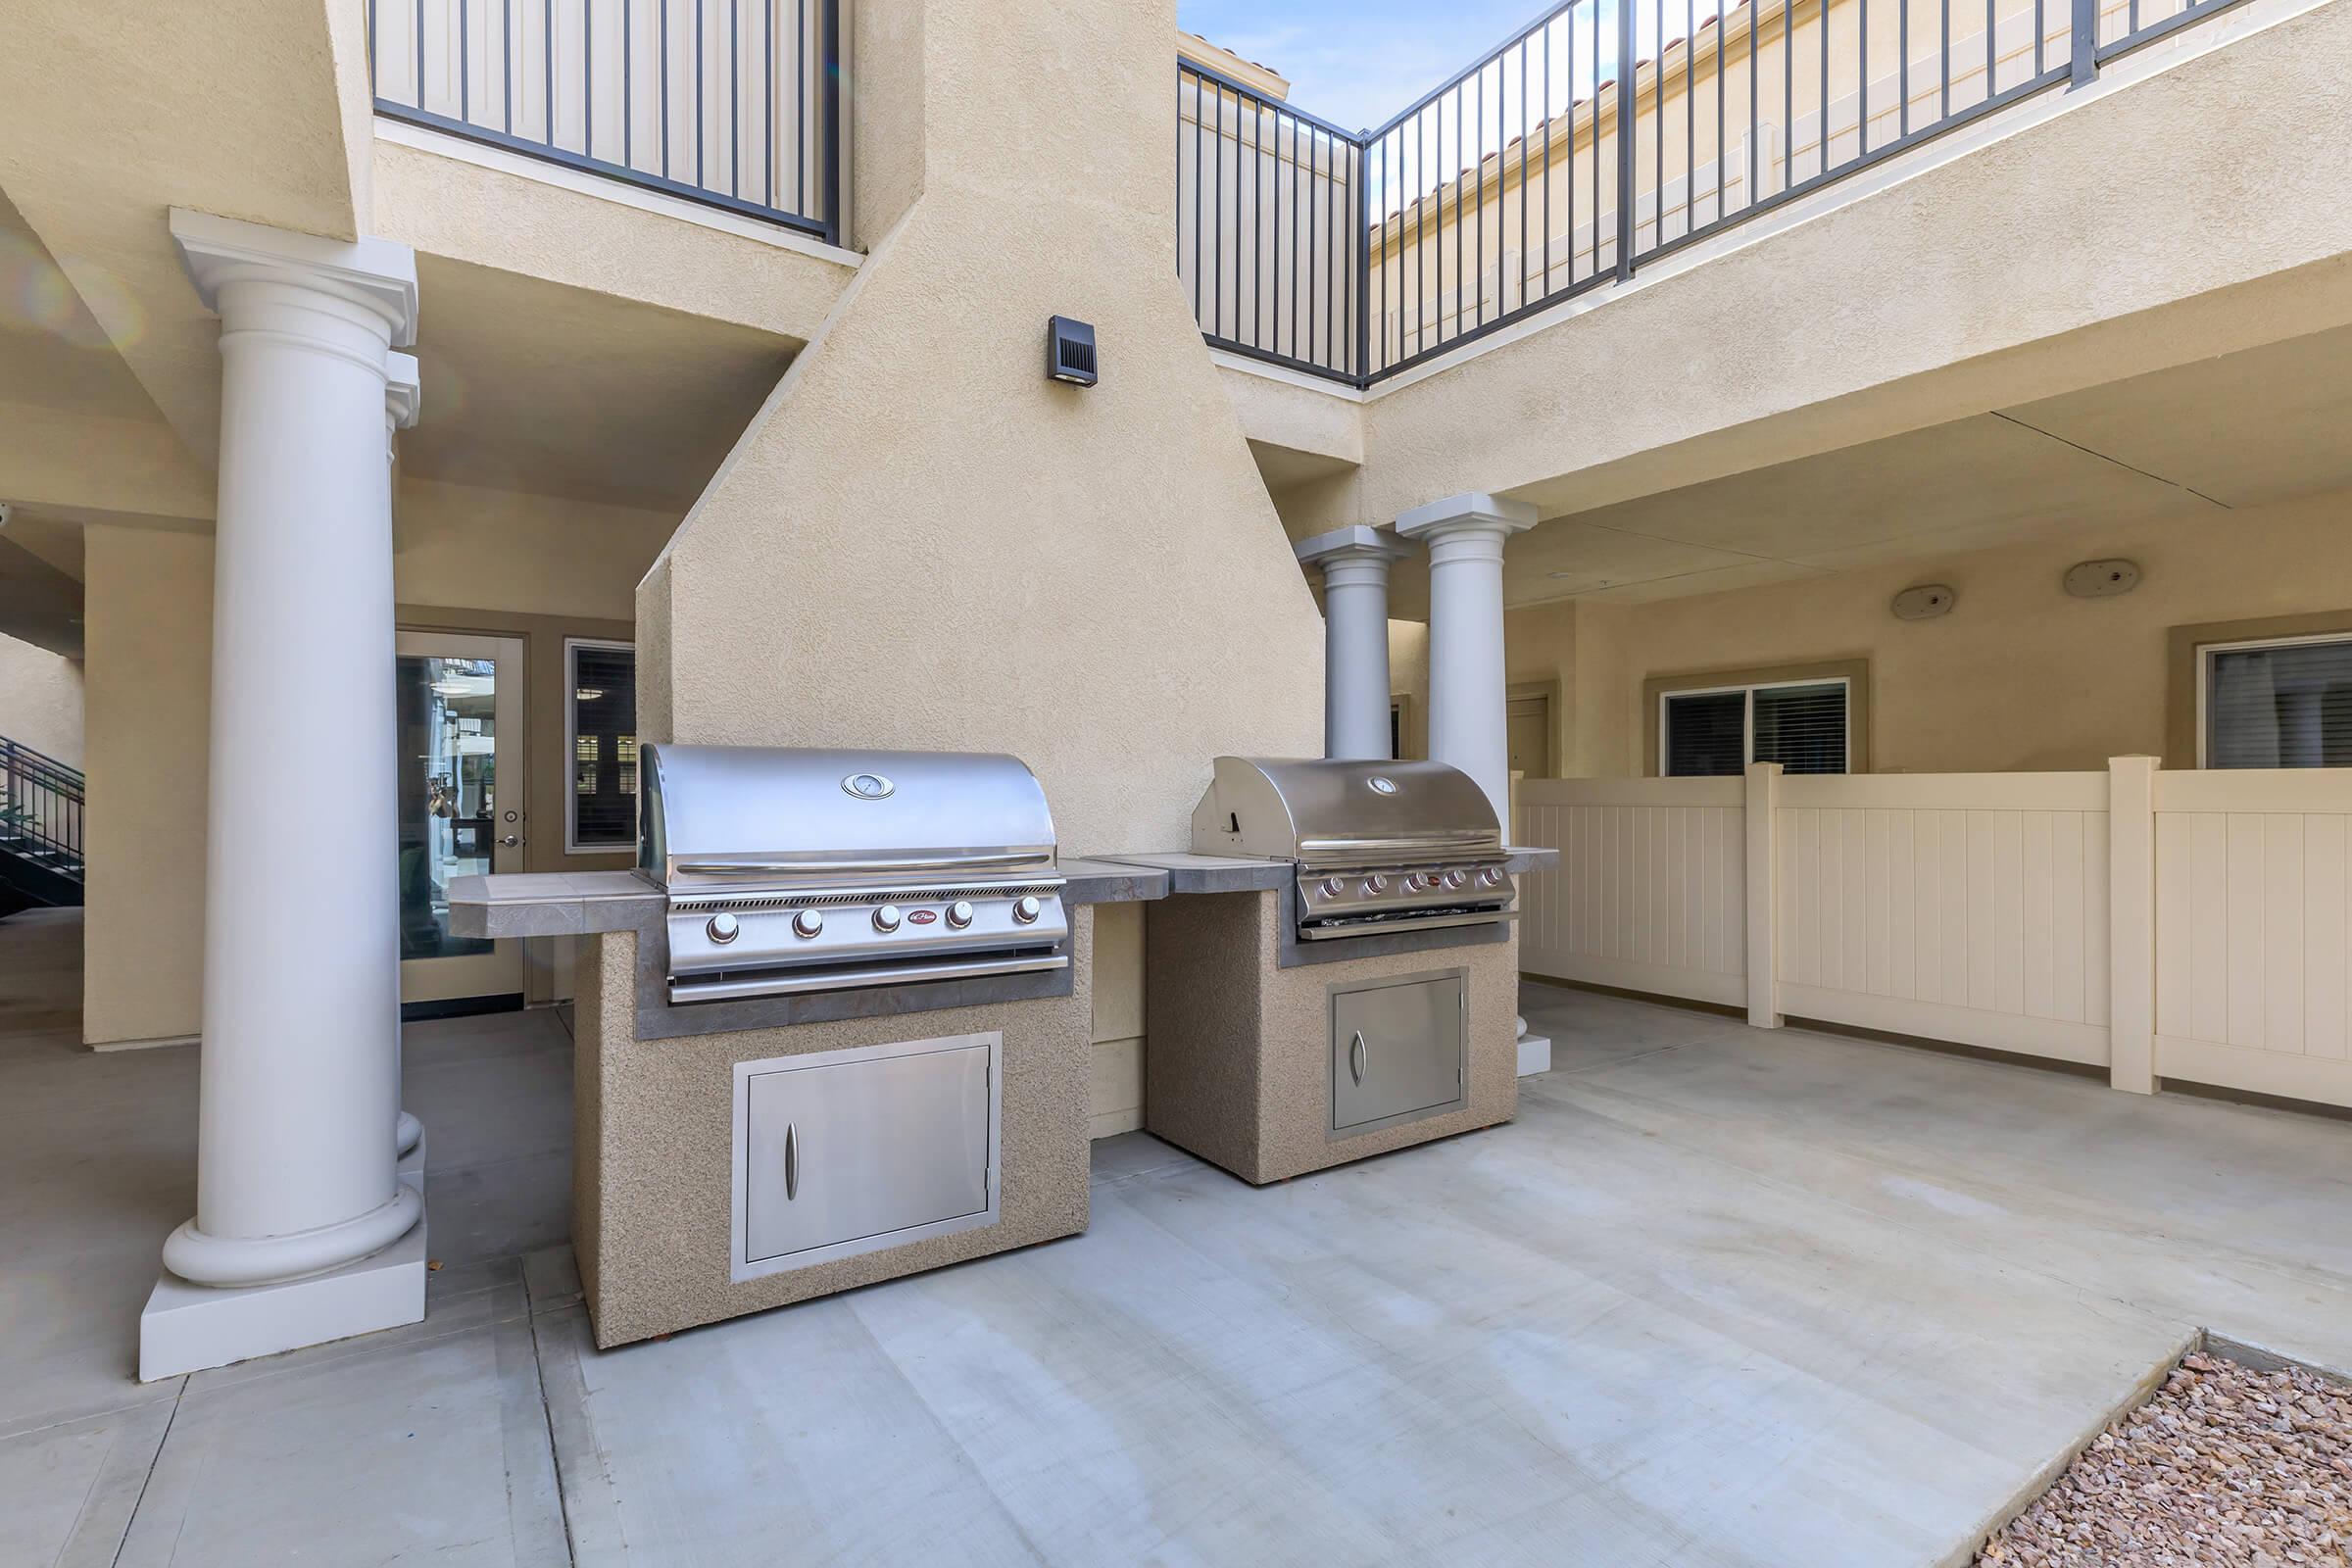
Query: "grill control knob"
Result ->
[[1405, 872, 1430, 893], [1477, 867, 1504, 889], [705, 911, 741, 945], [1446, 869, 1469, 891], [945, 900, 976, 930], [1011, 895, 1042, 924], [1319, 877, 1343, 900], [792, 909, 824, 939], [872, 904, 903, 933], [1361, 874, 1387, 896]]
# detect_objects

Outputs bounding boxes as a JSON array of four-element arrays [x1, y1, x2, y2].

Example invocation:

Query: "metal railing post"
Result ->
[[2071, 0, 2101, 85], [822, 0, 843, 243], [1352, 135, 1372, 386], [1614, 0, 1637, 283]]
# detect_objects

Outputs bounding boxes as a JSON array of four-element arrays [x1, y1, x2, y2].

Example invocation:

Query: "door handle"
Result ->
[[498, 834, 522, 848], [784, 1123, 799, 1200], [1348, 1030, 1367, 1085]]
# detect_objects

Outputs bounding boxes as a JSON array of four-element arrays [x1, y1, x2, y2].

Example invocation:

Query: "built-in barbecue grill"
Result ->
[[1190, 756, 1516, 944], [640, 744, 1070, 1004]]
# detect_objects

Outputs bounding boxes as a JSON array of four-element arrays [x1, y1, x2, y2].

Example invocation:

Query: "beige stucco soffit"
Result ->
[[170, 209, 421, 348]]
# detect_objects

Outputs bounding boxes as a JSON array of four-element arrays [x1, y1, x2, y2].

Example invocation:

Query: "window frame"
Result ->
[[1657, 675, 1852, 778], [2195, 629, 2352, 770], [564, 636, 638, 855]]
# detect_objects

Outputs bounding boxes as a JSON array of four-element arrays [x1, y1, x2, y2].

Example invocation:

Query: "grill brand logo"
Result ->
[[1366, 776, 1398, 795], [906, 909, 939, 924], [842, 772, 895, 801]]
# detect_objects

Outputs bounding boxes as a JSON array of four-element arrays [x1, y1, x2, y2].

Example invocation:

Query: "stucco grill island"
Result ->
[[1109, 757, 1548, 1186], [447, 746, 1166, 1346]]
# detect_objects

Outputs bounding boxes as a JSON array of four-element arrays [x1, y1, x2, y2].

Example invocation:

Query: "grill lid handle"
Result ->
[[671, 852, 1053, 877]]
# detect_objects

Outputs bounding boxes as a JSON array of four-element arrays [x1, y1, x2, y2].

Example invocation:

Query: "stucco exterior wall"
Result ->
[[642, 0, 1326, 859], [82, 526, 211, 1046], [0, 632, 84, 766], [1472, 488, 2352, 777]]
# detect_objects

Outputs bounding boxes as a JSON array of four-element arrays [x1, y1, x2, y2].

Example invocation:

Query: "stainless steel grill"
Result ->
[[640, 745, 1071, 1004], [1190, 756, 1515, 943]]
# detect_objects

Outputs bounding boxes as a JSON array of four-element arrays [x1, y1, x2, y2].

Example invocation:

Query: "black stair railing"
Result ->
[[1, 737, 84, 880]]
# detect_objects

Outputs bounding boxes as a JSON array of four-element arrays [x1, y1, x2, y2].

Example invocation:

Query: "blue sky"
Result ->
[[1178, 0, 1565, 133]]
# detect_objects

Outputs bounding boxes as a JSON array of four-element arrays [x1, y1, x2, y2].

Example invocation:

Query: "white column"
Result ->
[[158, 212, 422, 1298], [1395, 493, 1537, 823], [1296, 525, 1410, 760]]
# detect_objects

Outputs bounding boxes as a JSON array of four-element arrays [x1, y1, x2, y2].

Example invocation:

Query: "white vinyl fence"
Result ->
[[1517, 758, 2352, 1109]]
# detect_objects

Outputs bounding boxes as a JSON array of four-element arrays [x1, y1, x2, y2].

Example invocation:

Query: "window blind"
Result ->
[[2208, 640, 2352, 768], [1752, 682, 1848, 774], [568, 643, 639, 849], [1663, 691, 1745, 776]]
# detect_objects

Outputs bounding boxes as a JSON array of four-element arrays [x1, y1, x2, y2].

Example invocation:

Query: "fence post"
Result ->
[[2070, 0, 2100, 87], [1743, 760, 1783, 1028], [2107, 756, 2157, 1094]]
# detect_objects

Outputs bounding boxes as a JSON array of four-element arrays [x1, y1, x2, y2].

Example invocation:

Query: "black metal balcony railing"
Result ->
[[1183, 0, 2252, 386], [1, 738, 84, 880], [369, 0, 840, 242]]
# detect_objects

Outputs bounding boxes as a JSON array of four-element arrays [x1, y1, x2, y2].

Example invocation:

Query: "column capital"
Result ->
[[1395, 492, 1538, 545], [1295, 523, 1411, 568], [385, 351, 422, 432], [171, 208, 419, 348]]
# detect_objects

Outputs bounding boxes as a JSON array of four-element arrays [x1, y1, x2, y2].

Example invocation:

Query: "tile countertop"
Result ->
[[446, 858, 1172, 942], [1101, 846, 1559, 895]]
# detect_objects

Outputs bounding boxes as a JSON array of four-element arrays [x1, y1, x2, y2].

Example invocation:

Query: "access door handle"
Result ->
[[1348, 1030, 1367, 1085], [784, 1123, 799, 1201]]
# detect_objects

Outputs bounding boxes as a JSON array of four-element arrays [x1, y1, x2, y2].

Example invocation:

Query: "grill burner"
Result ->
[[1190, 757, 1516, 944], [640, 745, 1070, 1004]]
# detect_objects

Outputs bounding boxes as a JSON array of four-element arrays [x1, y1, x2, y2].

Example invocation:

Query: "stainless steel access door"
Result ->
[[1330, 970, 1466, 1136], [735, 1033, 999, 1280]]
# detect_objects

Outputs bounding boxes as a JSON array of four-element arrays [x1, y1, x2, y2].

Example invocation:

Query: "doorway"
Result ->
[[396, 631, 526, 1015], [1506, 691, 1553, 779]]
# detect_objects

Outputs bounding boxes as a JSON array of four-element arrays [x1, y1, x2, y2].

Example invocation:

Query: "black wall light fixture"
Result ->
[[1047, 317, 1098, 386]]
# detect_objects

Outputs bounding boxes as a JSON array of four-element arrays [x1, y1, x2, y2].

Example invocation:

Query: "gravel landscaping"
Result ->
[[1979, 1349, 2352, 1566]]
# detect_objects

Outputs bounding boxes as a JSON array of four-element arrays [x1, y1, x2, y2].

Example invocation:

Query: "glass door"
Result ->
[[397, 631, 526, 1010]]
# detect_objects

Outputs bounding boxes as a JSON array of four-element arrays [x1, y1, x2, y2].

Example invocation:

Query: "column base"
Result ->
[[398, 1125, 426, 1196], [138, 1203, 427, 1380], [1516, 1033, 1553, 1076], [397, 1110, 423, 1157]]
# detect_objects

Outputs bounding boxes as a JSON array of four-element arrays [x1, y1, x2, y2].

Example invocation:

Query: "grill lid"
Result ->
[[1190, 756, 1502, 868], [640, 744, 1057, 891]]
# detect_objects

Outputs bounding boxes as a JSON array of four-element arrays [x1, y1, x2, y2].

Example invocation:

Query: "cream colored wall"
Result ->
[[0, 633, 84, 766], [82, 525, 211, 1047], [396, 476, 679, 620], [643, 0, 1326, 861], [1485, 487, 2352, 778], [1089, 902, 1148, 1138]]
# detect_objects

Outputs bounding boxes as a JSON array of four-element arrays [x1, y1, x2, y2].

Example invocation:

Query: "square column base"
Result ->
[[1516, 1033, 1552, 1076], [138, 1213, 427, 1381], [140, 1132, 430, 1381]]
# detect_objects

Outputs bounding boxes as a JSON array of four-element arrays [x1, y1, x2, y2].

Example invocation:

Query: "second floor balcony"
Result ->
[[1178, 0, 2254, 386], [367, 0, 840, 240]]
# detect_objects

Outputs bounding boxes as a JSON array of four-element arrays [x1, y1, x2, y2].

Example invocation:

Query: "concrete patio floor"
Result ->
[[6, 906, 2349, 1567]]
